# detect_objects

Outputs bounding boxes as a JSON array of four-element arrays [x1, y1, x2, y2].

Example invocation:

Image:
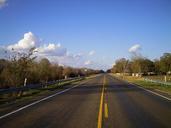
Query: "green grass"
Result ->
[[132, 79, 171, 93]]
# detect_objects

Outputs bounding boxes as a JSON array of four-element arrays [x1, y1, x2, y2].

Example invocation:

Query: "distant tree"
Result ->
[[63, 67, 73, 78], [0, 59, 9, 73], [106, 69, 111, 73], [27, 61, 40, 84], [0, 47, 103, 89], [130, 57, 154, 74], [112, 58, 129, 73], [141, 59, 154, 73], [0, 63, 19, 88], [159, 53, 171, 74], [154, 59, 160, 74], [56, 66, 64, 79], [130, 58, 141, 73], [0, 48, 36, 88], [15, 48, 37, 85], [38, 58, 51, 84]]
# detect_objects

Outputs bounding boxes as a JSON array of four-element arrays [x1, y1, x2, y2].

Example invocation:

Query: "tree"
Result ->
[[0, 48, 36, 88], [160, 53, 171, 74], [27, 62, 41, 84], [154, 59, 161, 74], [130, 57, 154, 74], [56, 66, 64, 79], [63, 67, 73, 78], [38, 58, 51, 84], [112, 58, 128, 73], [141, 59, 154, 73]]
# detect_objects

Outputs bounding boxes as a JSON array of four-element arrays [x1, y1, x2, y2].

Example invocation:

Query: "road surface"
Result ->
[[0, 74, 171, 128]]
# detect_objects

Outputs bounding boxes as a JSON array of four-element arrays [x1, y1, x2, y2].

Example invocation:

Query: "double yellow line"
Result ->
[[97, 76, 108, 128]]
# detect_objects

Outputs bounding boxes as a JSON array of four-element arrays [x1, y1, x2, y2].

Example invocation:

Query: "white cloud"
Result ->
[[129, 44, 141, 53], [51, 53, 85, 68], [6, 32, 66, 57], [36, 43, 66, 56], [0, 0, 7, 8], [7, 32, 38, 51], [84, 60, 93, 65], [89, 50, 95, 56], [4, 32, 73, 67], [128, 44, 143, 58], [1, 32, 110, 70]]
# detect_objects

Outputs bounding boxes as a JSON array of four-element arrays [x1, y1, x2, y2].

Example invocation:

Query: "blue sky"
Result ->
[[0, 0, 171, 70]]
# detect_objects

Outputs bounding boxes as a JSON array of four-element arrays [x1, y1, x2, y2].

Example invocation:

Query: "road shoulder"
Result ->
[[109, 73, 171, 101]]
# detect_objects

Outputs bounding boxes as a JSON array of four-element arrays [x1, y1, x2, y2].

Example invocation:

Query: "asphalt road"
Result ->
[[0, 74, 171, 128]]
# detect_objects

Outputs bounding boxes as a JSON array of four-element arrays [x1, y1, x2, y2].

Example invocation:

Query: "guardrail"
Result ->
[[0, 77, 84, 95], [143, 78, 171, 86]]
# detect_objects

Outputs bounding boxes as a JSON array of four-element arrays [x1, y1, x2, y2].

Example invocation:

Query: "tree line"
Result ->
[[110, 53, 171, 75], [0, 48, 102, 88]]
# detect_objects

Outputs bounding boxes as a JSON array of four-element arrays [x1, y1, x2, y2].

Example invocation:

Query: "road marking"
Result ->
[[0, 80, 90, 120], [109, 74, 171, 101], [104, 103, 108, 118], [132, 83, 171, 101], [97, 76, 105, 128]]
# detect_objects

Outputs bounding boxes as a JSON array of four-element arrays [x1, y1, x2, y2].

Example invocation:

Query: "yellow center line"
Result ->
[[97, 76, 106, 128], [104, 103, 108, 118]]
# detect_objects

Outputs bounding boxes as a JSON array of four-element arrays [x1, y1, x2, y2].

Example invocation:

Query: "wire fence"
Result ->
[[0, 77, 84, 95], [143, 78, 171, 86], [144, 75, 171, 82]]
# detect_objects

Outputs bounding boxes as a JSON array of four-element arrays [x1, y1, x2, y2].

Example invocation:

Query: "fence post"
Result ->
[[24, 78, 27, 87], [164, 75, 167, 82]]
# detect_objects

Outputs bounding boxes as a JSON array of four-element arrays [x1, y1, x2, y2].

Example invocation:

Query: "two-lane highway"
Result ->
[[0, 74, 171, 128], [104, 75, 171, 128]]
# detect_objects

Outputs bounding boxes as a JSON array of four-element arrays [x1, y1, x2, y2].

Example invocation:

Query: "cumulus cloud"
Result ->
[[7, 32, 38, 51], [129, 44, 141, 53], [84, 60, 93, 65], [6, 32, 66, 57], [3, 32, 82, 67], [73, 53, 83, 59], [128, 44, 142, 58], [89, 50, 95, 56], [1, 32, 109, 70], [53, 52, 85, 67], [0, 0, 7, 8], [36, 43, 67, 56]]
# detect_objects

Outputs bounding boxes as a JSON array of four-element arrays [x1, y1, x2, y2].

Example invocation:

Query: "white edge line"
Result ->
[[131, 83, 171, 101], [109, 74, 171, 101], [0, 80, 88, 120]]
